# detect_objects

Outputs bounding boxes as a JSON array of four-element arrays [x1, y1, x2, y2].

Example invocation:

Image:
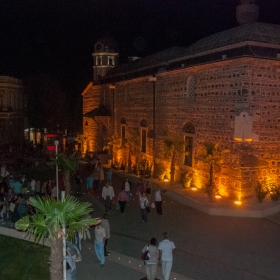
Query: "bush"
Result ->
[[269, 184, 280, 201], [180, 170, 193, 188], [154, 162, 165, 180], [255, 181, 268, 202]]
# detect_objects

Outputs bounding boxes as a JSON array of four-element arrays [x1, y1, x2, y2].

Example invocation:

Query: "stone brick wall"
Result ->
[[83, 57, 280, 199]]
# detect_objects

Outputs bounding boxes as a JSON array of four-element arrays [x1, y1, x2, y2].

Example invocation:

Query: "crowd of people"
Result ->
[[0, 163, 61, 222]]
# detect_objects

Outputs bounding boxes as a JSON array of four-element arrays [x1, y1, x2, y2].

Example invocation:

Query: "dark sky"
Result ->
[[1, 0, 280, 98]]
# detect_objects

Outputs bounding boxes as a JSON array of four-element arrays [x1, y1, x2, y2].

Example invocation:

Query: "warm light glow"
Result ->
[[215, 195, 222, 199], [191, 187, 198, 191], [234, 200, 242, 205]]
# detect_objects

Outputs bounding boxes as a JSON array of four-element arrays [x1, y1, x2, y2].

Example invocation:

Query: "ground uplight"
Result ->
[[234, 200, 242, 205]]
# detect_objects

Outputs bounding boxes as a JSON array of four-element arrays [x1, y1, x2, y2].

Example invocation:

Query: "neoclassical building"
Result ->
[[0, 76, 24, 144], [82, 1, 280, 199]]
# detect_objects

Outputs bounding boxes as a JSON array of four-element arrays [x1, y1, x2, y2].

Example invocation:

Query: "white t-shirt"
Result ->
[[124, 182, 130, 192], [95, 225, 106, 242], [155, 190, 162, 202], [158, 239, 175, 262], [30, 179, 36, 191]]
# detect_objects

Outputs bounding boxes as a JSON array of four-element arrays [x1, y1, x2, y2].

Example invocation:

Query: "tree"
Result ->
[[15, 196, 98, 280], [196, 142, 230, 201], [52, 152, 80, 195], [164, 137, 186, 185]]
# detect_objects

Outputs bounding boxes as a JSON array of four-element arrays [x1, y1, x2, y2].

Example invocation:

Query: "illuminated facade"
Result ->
[[82, 1, 280, 199], [0, 76, 24, 144]]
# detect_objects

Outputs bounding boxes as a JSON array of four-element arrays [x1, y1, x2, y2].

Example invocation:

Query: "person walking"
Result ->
[[75, 174, 82, 194], [142, 237, 159, 280], [145, 181, 152, 203], [93, 165, 100, 192], [139, 192, 149, 223], [94, 219, 106, 267], [117, 187, 128, 214], [101, 213, 110, 256], [153, 185, 163, 215], [106, 168, 112, 185], [86, 174, 94, 195], [98, 163, 105, 186], [102, 182, 115, 212], [123, 178, 131, 204], [158, 232, 175, 280], [29, 177, 36, 196], [137, 178, 145, 196]]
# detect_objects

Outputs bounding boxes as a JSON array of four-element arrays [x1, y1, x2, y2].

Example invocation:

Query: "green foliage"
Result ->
[[52, 153, 80, 174], [180, 170, 193, 188], [254, 182, 268, 202], [269, 184, 280, 201], [138, 159, 153, 178], [0, 235, 50, 280], [15, 196, 98, 242], [163, 138, 185, 159], [154, 162, 165, 180]]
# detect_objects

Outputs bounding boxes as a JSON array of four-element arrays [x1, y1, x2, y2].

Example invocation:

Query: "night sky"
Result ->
[[1, 0, 280, 99]]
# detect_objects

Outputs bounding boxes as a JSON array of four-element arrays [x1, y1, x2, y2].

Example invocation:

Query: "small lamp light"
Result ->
[[163, 175, 169, 182]]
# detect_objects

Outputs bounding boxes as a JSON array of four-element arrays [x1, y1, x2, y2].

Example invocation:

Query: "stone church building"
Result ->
[[82, 1, 280, 199]]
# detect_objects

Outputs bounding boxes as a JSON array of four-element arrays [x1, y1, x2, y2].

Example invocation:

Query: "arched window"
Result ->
[[186, 75, 196, 100], [140, 119, 148, 153], [182, 122, 195, 167]]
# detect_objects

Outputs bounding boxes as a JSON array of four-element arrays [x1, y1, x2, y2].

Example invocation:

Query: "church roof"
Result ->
[[104, 46, 187, 78], [185, 22, 280, 55], [83, 105, 111, 118]]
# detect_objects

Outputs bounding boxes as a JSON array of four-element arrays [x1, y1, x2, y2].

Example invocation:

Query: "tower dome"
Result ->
[[236, 0, 259, 25], [94, 36, 119, 53]]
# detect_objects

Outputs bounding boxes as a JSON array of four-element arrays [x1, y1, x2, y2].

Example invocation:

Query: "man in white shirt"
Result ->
[[102, 182, 115, 212], [30, 177, 36, 196], [94, 219, 106, 267], [158, 232, 175, 280]]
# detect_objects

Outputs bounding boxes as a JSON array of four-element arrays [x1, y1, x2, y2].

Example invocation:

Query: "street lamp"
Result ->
[[54, 140, 59, 199]]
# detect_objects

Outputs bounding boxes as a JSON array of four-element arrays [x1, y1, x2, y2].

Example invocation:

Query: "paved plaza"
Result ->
[[76, 172, 280, 280]]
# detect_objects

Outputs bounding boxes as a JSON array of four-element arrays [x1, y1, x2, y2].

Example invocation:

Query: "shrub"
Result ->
[[180, 170, 193, 188], [255, 181, 268, 202]]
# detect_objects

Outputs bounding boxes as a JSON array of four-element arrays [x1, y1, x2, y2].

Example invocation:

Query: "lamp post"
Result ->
[[61, 190, 66, 280], [54, 140, 59, 200]]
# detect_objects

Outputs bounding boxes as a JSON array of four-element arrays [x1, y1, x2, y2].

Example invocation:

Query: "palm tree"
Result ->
[[164, 137, 186, 185], [196, 142, 230, 201], [15, 196, 98, 280], [52, 152, 80, 195]]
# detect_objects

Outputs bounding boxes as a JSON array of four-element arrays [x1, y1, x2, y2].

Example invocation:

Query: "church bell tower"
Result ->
[[92, 37, 119, 82]]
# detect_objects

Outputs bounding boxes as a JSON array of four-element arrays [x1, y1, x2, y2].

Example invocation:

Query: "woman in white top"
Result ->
[[142, 237, 159, 280]]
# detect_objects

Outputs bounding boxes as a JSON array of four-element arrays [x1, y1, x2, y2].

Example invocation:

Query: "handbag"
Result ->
[[151, 202, 155, 209], [141, 245, 151, 260], [146, 206, 151, 213], [116, 202, 120, 210]]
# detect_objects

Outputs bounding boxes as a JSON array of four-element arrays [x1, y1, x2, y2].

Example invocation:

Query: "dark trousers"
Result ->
[[119, 201, 126, 213], [94, 180, 99, 191], [104, 196, 111, 211], [156, 201, 162, 215], [141, 208, 147, 223], [104, 238, 109, 254]]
